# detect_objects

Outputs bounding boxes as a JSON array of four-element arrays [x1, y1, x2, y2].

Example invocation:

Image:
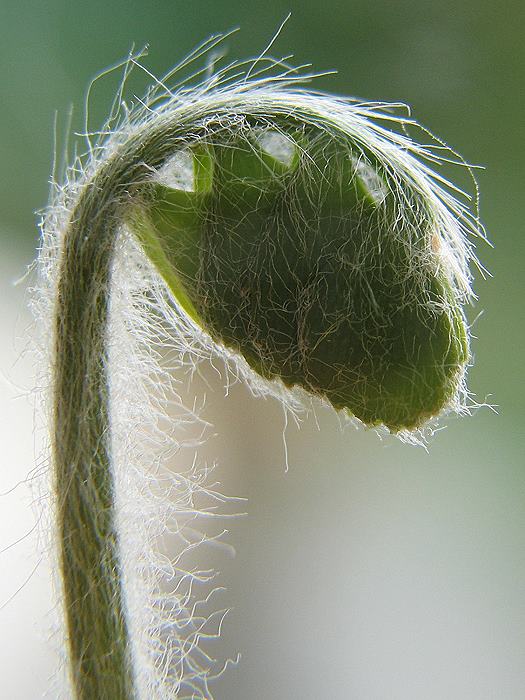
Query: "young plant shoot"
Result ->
[[35, 39, 482, 700]]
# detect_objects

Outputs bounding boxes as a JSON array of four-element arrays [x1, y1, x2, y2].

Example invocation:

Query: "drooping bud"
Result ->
[[130, 123, 469, 432]]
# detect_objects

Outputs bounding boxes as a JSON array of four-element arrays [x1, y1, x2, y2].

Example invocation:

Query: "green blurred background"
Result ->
[[1, 1, 523, 698]]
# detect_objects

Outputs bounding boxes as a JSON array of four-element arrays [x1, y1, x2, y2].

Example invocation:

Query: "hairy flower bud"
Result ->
[[131, 122, 471, 431]]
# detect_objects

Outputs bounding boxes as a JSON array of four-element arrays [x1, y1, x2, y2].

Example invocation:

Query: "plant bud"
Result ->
[[131, 126, 469, 432]]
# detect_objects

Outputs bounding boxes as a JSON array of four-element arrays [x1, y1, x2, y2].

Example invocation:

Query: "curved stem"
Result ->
[[54, 179, 134, 698], [52, 135, 162, 698], [52, 114, 213, 697]]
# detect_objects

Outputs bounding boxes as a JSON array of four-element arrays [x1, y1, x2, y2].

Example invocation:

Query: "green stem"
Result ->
[[52, 114, 215, 698], [52, 130, 169, 698], [54, 174, 135, 699]]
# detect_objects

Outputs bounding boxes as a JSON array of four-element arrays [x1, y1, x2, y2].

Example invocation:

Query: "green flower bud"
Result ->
[[130, 123, 469, 432]]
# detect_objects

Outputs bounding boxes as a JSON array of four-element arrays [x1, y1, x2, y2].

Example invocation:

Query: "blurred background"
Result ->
[[1, 1, 523, 698]]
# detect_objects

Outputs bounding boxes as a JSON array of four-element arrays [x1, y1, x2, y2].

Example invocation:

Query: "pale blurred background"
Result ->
[[1, 1, 524, 698]]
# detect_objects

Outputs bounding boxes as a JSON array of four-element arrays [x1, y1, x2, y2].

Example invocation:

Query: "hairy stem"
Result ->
[[52, 109, 216, 697], [51, 99, 261, 698], [54, 177, 134, 699], [53, 134, 162, 699]]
